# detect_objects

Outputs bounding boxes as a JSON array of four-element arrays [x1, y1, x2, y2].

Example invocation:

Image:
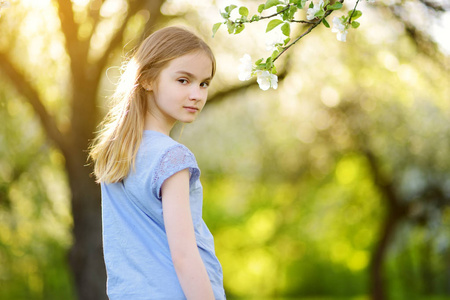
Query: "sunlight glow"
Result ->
[[21, 0, 51, 8], [72, 0, 89, 6], [431, 12, 450, 55], [336, 157, 359, 185], [347, 250, 369, 271], [100, 0, 126, 18], [321, 86, 340, 107]]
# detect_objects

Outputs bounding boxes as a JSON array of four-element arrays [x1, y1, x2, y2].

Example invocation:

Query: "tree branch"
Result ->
[[139, 0, 167, 41], [54, 0, 78, 43], [259, 4, 291, 20], [273, 1, 344, 63], [207, 38, 296, 105], [388, 4, 450, 72], [418, 0, 448, 12], [290, 19, 316, 24], [93, 0, 164, 78], [207, 65, 289, 106], [273, 19, 321, 63], [0, 52, 69, 153], [54, 0, 90, 79], [88, 0, 105, 34]]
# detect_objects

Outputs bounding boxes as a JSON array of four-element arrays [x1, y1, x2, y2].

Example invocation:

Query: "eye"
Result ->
[[200, 82, 210, 88], [178, 78, 189, 84]]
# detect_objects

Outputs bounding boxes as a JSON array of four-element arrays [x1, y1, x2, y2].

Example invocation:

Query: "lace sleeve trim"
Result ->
[[153, 144, 200, 199]]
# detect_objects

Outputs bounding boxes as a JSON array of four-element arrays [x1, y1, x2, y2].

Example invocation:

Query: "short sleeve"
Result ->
[[153, 144, 200, 199]]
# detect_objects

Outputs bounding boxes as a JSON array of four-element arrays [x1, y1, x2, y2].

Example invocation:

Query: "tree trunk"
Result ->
[[63, 76, 106, 299], [370, 207, 406, 300], [65, 146, 107, 300], [421, 241, 434, 295]]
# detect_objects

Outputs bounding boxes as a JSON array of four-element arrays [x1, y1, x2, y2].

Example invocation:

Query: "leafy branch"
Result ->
[[212, 0, 370, 90]]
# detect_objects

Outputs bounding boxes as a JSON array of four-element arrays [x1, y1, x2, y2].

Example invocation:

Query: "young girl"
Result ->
[[89, 27, 225, 300]]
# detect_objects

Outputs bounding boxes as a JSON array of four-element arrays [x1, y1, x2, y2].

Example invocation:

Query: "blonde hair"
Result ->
[[89, 27, 216, 183]]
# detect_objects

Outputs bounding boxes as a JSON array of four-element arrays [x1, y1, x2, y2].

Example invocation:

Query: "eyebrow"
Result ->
[[175, 71, 211, 82]]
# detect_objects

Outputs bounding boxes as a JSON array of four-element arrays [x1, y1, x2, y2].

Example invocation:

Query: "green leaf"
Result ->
[[225, 5, 237, 13], [288, 6, 297, 19], [251, 15, 260, 21], [309, 2, 314, 8], [256, 63, 266, 70], [212, 22, 222, 37], [271, 65, 277, 74], [265, 0, 280, 9], [281, 22, 290, 36], [322, 18, 330, 28], [351, 21, 360, 28], [265, 57, 273, 69], [226, 20, 235, 34], [271, 50, 279, 59], [255, 58, 264, 65], [327, 2, 342, 10], [258, 4, 265, 13], [266, 19, 284, 32], [239, 6, 249, 17], [314, 9, 325, 18], [284, 37, 291, 45], [235, 24, 245, 34], [348, 9, 362, 20], [220, 12, 229, 19]]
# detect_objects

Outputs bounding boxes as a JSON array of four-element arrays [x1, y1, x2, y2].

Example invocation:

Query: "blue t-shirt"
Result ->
[[101, 130, 225, 300]]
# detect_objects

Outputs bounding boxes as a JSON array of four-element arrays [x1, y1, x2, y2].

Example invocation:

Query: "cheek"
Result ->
[[201, 90, 208, 101], [202, 89, 209, 100], [200, 98, 208, 110]]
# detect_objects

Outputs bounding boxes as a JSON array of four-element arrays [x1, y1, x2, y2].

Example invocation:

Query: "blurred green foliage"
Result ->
[[0, 0, 449, 300], [0, 87, 75, 299]]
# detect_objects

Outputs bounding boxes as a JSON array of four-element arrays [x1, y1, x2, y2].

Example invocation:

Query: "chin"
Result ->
[[180, 118, 196, 124]]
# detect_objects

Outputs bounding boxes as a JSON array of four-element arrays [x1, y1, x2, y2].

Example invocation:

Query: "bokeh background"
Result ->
[[0, 0, 449, 299]]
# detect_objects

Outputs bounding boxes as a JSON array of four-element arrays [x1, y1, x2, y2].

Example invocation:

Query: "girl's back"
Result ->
[[102, 130, 224, 299], [90, 26, 224, 299]]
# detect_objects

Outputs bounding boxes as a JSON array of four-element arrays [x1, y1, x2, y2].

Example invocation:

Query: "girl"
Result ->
[[89, 27, 225, 300]]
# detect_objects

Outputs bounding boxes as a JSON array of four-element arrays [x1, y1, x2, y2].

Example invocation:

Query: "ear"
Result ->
[[142, 82, 152, 91]]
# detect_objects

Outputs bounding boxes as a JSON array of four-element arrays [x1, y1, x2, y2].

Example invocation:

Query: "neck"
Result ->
[[144, 111, 174, 136]]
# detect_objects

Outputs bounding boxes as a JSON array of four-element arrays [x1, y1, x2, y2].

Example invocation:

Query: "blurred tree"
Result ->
[[0, 0, 449, 300], [0, 84, 74, 298], [205, 1, 450, 299], [0, 0, 167, 299]]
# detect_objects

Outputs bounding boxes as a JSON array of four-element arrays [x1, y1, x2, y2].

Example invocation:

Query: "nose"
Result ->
[[189, 85, 207, 102]]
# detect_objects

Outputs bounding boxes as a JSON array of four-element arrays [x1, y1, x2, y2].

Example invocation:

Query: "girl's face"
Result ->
[[145, 50, 213, 133]]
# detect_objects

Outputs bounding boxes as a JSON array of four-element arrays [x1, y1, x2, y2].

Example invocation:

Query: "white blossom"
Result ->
[[265, 31, 285, 52], [238, 54, 253, 81], [306, 0, 324, 20], [256, 70, 278, 91], [0, 0, 10, 12], [331, 16, 348, 42]]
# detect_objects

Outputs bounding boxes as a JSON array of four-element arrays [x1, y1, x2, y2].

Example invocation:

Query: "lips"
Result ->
[[183, 106, 199, 113]]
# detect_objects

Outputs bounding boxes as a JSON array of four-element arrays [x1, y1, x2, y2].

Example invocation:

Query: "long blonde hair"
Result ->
[[89, 27, 216, 184]]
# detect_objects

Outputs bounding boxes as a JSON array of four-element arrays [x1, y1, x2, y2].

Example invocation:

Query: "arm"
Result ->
[[161, 169, 215, 300]]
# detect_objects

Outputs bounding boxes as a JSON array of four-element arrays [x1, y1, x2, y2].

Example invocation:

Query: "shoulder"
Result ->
[[157, 143, 198, 177], [141, 132, 195, 162], [152, 142, 200, 199], [139, 131, 199, 177], [140, 131, 180, 153]]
